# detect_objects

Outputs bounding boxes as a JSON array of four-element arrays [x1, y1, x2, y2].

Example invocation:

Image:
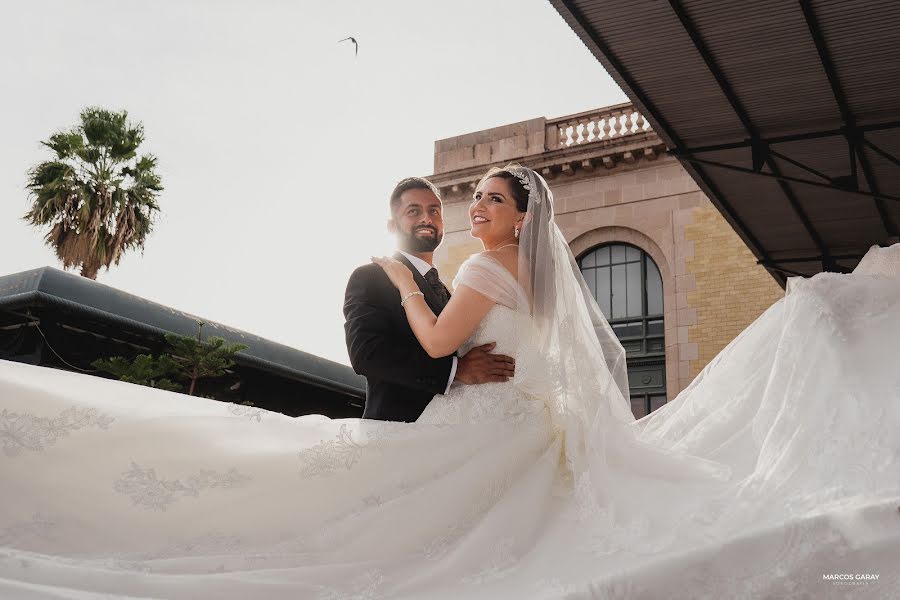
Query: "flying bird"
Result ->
[[338, 37, 358, 57]]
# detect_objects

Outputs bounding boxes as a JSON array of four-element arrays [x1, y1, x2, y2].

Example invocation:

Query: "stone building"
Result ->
[[428, 102, 784, 418]]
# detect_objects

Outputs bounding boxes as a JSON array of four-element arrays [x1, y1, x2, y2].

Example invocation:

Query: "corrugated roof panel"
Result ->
[[768, 137, 853, 183], [815, 214, 891, 252], [686, 0, 841, 139], [795, 184, 883, 231], [700, 169, 818, 254], [571, 0, 748, 147], [551, 0, 900, 281], [816, 0, 900, 125], [863, 129, 900, 202]]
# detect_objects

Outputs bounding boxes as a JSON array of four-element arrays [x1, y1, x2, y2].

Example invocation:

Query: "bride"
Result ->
[[1, 165, 898, 599]]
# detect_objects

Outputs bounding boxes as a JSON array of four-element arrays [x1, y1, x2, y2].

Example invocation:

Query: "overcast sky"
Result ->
[[0, 0, 627, 365]]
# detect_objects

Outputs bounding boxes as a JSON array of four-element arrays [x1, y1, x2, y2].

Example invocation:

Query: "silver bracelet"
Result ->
[[400, 291, 425, 307]]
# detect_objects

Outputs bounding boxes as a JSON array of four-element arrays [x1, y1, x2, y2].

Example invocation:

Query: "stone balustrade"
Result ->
[[545, 103, 651, 149], [430, 102, 663, 200]]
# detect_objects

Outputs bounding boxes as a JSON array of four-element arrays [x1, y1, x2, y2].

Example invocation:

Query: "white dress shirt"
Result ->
[[398, 250, 458, 393]]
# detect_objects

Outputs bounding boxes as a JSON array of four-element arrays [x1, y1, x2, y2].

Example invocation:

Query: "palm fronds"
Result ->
[[24, 107, 163, 279]]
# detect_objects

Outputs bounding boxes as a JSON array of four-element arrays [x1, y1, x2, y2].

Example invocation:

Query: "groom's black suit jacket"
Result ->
[[343, 253, 454, 422]]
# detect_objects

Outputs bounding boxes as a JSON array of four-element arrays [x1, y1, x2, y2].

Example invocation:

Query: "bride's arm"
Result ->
[[401, 286, 494, 358], [372, 257, 494, 358]]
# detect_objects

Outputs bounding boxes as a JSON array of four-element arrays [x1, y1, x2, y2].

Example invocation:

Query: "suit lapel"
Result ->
[[393, 252, 447, 314]]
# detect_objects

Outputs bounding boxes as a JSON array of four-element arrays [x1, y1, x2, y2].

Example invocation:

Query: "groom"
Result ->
[[343, 176, 515, 422]]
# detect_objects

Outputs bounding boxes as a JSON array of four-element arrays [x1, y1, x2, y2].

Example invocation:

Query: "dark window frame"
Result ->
[[578, 243, 667, 418]]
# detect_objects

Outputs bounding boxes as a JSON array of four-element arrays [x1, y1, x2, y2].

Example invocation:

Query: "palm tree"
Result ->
[[24, 107, 163, 279]]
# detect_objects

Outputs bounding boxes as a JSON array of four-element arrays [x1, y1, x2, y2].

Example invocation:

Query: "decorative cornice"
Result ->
[[431, 134, 666, 202], [428, 104, 668, 203]]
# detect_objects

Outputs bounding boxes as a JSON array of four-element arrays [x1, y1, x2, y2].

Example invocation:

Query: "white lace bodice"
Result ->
[[457, 303, 526, 358], [417, 305, 546, 426]]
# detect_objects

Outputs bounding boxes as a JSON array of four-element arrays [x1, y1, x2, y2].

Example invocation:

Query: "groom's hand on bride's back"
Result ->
[[455, 342, 515, 384]]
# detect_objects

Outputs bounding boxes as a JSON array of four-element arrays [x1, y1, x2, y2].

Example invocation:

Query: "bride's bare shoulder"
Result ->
[[477, 249, 518, 280]]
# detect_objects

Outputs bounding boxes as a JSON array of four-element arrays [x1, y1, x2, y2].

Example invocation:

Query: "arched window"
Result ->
[[578, 243, 666, 418]]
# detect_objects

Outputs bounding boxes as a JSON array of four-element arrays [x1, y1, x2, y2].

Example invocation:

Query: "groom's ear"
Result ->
[[386, 218, 397, 234]]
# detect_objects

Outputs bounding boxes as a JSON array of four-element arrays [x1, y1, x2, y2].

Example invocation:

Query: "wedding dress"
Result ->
[[2, 158, 899, 599], [2, 241, 899, 599]]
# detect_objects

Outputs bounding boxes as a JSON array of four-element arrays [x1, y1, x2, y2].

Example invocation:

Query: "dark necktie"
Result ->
[[424, 268, 450, 308]]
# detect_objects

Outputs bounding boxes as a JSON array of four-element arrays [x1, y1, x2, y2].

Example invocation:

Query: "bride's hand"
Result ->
[[371, 256, 417, 293]]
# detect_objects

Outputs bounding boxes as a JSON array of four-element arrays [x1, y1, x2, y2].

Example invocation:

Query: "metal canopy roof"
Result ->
[[550, 0, 900, 285], [0, 267, 365, 398]]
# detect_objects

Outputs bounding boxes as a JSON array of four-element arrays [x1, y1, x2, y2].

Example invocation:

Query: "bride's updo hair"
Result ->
[[477, 163, 554, 218], [478, 165, 529, 212]]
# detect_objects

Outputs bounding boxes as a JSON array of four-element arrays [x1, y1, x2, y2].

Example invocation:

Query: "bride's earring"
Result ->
[[515, 226, 520, 239]]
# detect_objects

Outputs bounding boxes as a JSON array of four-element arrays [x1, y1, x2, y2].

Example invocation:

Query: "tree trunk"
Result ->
[[189, 366, 198, 396], [80, 263, 99, 280]]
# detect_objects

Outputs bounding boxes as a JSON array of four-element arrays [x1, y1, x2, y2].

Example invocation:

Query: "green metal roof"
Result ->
[[0, 267, 365, 398]]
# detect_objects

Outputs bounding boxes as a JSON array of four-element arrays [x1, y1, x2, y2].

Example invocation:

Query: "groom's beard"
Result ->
[[399, 226, 442, 253]]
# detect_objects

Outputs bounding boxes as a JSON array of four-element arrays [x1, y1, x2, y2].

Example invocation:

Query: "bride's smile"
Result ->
[[469, 175, 526, 251]]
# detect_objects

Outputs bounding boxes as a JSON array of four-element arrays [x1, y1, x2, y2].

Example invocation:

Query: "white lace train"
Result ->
[[1, 250, 899, 598]]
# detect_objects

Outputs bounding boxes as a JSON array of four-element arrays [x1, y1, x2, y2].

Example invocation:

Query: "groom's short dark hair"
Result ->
[[390, 177, 441, 215]]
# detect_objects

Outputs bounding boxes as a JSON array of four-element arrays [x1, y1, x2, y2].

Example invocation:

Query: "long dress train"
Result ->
[[1, 246, 899, 599]]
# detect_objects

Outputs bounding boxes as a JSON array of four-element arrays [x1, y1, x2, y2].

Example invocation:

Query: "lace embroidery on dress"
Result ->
[[530, 577, 581, 599], [228, 404, 264, 421], [298, 423, 365, 477], [585, 576, 646, 599], [112, 461, 252, 510], [1, 406, 114, 457], [459, 536, 518, 585], [298, 421, 405, 478], [418, 470, 520, 562], [141, 532, 244, 561], [0, 514, 57, 546], [316, 568, 385, 600], [683, 518, 853, 600]]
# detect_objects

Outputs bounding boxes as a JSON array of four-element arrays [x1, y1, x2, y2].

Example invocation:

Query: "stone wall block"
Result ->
[[526, 131, 545, 154], [636, 168, 658, 184], [474, 142, 492, 165]]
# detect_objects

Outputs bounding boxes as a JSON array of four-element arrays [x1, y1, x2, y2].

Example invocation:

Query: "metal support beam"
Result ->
[[800, 0, 851, 123], [669, 0, 831, 266], [751, 137, 768, 172], [668, 0, 752, 132], [800, 0, 896, 238], [683, 121, 900, 155], [768, 149, 831, 182], [864, 138, 900, 168], [857, 144, 899, 237], [676, 154, 900, 203], [759, 264, 809, 278], [758, 254, 863, 264], [759, 261, 853, 276]]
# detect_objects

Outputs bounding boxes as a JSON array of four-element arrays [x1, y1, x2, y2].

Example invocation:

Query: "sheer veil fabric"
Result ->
[[1, 166, 899, 598], [494, 167, 735, 493]]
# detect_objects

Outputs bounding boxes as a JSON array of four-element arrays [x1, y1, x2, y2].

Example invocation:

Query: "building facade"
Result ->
[[428, 103, 783, 417]]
